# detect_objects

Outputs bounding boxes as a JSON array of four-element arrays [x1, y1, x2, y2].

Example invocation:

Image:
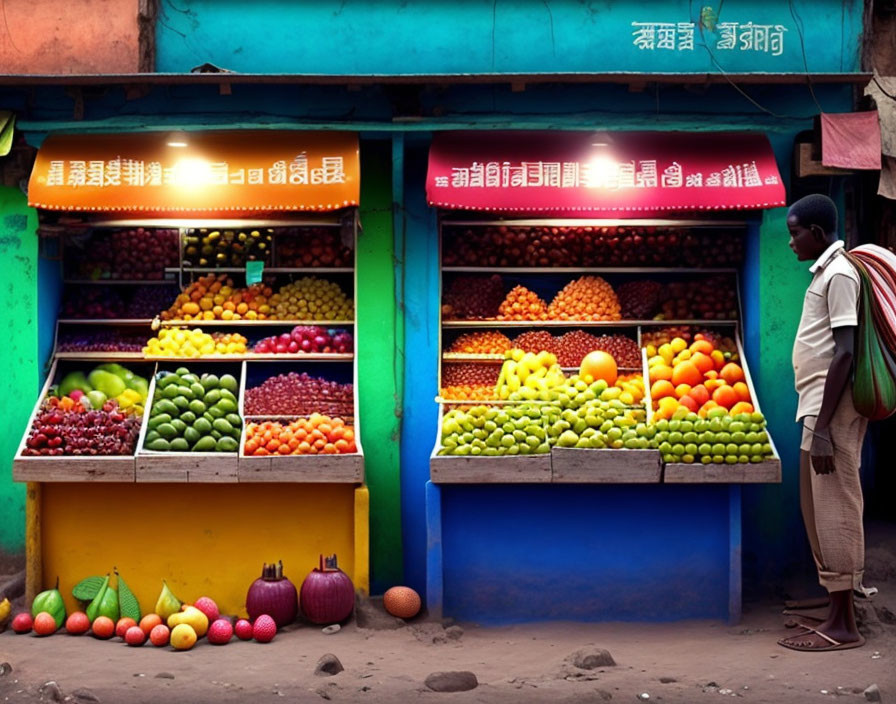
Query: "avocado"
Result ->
[[219, 374, 239, 393], [192, 436, 216, 452], [145, 438, 171, 451], [216, 436, 238, 452]]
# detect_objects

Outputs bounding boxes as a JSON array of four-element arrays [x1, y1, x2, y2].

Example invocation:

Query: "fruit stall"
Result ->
[[422, 131, 783, 623], [13, 130, 370, 616]]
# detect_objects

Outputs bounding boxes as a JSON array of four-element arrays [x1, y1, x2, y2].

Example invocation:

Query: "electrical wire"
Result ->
[[788, 0, 824, 113]]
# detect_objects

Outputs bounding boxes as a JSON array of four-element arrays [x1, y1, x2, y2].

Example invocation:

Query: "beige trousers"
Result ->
[[799, 391, 868, 592]]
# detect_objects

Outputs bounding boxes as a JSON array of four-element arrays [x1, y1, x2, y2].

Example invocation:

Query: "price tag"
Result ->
[[246, 260, 264, 285]]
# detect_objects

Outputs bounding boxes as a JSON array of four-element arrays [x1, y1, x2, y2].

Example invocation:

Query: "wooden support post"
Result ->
[[353, 485, 370, 594], [425, 481, 443, 620], [25, 482, 41, 605], [728, 484, 742, 625]]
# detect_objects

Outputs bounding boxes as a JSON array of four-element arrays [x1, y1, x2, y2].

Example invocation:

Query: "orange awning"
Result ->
[[28, 130, 359, 214]]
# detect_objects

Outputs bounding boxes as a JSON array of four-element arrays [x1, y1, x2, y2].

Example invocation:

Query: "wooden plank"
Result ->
[[135, 453, 238, 482], [13, 456, 136, 482], [238, 454, 363, 483], [430, 454, 552, 483], [663, 458, 781, 483], [551, 448, 661, 483]]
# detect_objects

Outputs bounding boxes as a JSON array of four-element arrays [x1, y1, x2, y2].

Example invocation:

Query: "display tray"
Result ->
[[430, 452, 552, 483], [442, 319, 739, 328], [237, 453, 364, 483], [663, 458, 781, 483], [13, 456, 137, 483], [551, 448, 661, 483], [159, 319, 354, 327]]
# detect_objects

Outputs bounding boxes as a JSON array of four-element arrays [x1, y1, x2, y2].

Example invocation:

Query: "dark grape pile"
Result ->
[[60, 287, 127, 319], [617, 280, 665, 319], [253, 326, 353, 354], [244, 372, 354, 418], [441, 363, 500, 387], [511, 331, 557, 355], [126, 286, 180, 318], [66, 228, 179, 280], [659, 276, 739, 320], [556, 331, 640, 368], [276, 227, 354, 267], [22, 398, 141, 456], [57, 330, 147, 353], [442, 275, 504, 319]]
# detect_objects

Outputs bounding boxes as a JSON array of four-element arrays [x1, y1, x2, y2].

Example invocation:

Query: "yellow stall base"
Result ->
[[38, 483, 369, 617]]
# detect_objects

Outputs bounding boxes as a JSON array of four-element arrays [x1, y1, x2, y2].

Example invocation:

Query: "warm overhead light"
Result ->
[[167, 131, 189, 148], [591, 142, 610, 147]]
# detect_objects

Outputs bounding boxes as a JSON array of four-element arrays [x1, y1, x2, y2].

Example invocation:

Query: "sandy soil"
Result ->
[[1, 527, 894, 704]]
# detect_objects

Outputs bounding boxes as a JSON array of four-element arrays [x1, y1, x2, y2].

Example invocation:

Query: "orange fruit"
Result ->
[[116, 617, 137, 639], [698, 400, 720, 418], [580, 350, 618, 386], [671, 361, 702, 388], [655, 396, 680, 419], [650, 380, 676, 401], [704, 378, 725, 392], [710, 350, 726, 370], [712, 385, 739, 409], [689, 384, 710, 407], [690, 339, 714, 355], [648, 364, 673, 383], [33, 612, 58, 636], [383, 586, 422, 619], [679, 395, 699, 412], [690, 352, 714, 375], [92, 616, 115, 639], [674, 383, 692, 399], [65, 611, 90, 635], [139, 614, 163, 636], [730, 401, 755, 416], [732, 382, 751, 403], [720, 363, 745, 385]]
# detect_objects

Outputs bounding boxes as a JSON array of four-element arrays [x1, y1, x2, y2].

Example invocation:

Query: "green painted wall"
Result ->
[[0, 186, 38, 555], [356, 141, 403, 591], [754, 207, 812, 576]]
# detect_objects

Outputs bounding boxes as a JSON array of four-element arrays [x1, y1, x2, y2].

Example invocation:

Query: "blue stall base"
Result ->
[[426, 481, 742, 625]]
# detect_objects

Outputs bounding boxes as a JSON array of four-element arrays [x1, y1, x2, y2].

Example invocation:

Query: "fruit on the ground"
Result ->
[[154, 580, 182, 621], [115, 617, 138, 639], [139, 613, 163, 635], [271, 277, 354, 321], [162, 274, 274, 321], [86, 574, 119, 624], [193, 596, 220, 624], [276, 226, 354, 267], [182, 227, 273, 268], [115, 571, 141, 622], [31, 578, 66, 629], [125, 625, 146, 646], [650, 408, 773, 464], [144, 327, 248, 357], [383, 587, 422, 619], [253, 325, 353, 355], [65, 611, 90, 635], [442, 275, 504, 320], [579, 351, 618, 386], [244, 372, 354, 418], [168, 605, 209, 638], [207, 618, 233, 645], [252, 614, 277, 643], [170, 623, 198, 650], [33, 612, 58, 636], [246, 562, 298, 627], [91, 616, 115, 639], [299, 555, 355, 625], [234, 618, 253, 641], [244, 416, 356, 456], [495, 349, 566, 401], [67, 228, 179, 280], [149, 624, 170, 647], [446, 331, 513, 355], [12, 612, 33, 633], [497, 285, 549, 320], [144, 368, 242, 453], [547, 276, 621, 321]]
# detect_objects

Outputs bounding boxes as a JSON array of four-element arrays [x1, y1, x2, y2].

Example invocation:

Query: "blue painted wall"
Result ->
[[156, 0, 861, 76]]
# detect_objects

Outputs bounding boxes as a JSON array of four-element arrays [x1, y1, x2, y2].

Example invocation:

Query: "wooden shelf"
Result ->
[[57, 319, 154, 326], [442, 319, 739, 328], [63, 279, 178, 286], [54, 351, 146, 360], [443, 267, 739, 274], [177, 267, 352, 274], [160, 319, 354, 327], [663, 459, 782, 483], [551, 448, 660, 483], [430, 453, 552, 483], [135, 452, 239, 483], [53, 352, 354, 362], [441, 218, 748, 228], [237, 454, 364, 483], [13, 456, 137, 482]]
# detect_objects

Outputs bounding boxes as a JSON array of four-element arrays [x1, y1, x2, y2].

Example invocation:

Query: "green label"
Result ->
[[246, 260, 264, 285]]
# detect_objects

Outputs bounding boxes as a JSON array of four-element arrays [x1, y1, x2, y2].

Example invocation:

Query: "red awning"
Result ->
[[426, 131, 785, 215]]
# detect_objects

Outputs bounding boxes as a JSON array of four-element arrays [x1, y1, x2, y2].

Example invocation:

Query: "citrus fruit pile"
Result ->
[[161, 275, 274, 321], [497, 285, 550, 321], [143, 328, 248, 357], [547, 276, 621, 321], [244, 415, 356, 456], [271, 277, 354, 321], [648, 336, 752, 419], [653, 408, 772, 465], [447, 331, 513, 355]]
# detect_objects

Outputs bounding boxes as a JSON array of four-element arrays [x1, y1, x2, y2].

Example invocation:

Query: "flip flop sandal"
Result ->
[[778, 626, 866, 652]]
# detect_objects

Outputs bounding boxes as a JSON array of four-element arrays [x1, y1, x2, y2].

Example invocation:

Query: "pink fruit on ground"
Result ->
[[252, 614, 276, 643], [234, 618, 253, 641], [125, 626, 146, 646], [193, 596, 220, 624], [207, 619, 233, 645], [12, 613, 33, 633]]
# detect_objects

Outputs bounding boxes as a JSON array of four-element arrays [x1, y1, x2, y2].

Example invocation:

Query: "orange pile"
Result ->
[[497, 286, 550, 321], [648, 335, 753, 419], [447, 331, 513, 355], [547, 276, 621, 321], [439, 385, 497, 401], [244, 414, 356, 456], [162, 274, 274, 321]]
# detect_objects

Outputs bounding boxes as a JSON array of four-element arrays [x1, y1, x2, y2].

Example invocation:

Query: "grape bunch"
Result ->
[[60, 287, 127, 319], [244, 372, 354, 418], [441, 363, 500, 387], [511, 331, 558, 355], [617, 280, 665, 319], [22, 397, 141, 456]]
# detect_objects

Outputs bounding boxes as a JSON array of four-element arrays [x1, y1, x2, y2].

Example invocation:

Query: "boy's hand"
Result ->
[[810, 428, 835, 474]]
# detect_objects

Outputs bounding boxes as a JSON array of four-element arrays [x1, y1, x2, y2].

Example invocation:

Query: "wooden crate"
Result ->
[[551, 448, 661, 483], [663, 458, 781, 483], [430, 452, 552, 483]]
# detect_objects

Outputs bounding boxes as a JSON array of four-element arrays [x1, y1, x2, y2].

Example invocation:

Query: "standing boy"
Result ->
[[778, 193, 867, 652]]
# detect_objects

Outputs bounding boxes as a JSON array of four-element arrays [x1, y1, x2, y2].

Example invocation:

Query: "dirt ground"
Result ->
[[1, 529, 894, 704]]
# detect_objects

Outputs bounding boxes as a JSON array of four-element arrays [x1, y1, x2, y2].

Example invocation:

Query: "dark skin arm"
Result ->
[[809, 325, 855, 474]]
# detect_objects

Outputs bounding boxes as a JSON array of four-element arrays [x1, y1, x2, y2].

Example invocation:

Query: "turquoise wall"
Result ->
[[156, 0, 861, 76], [0, 186, 38, 555]]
